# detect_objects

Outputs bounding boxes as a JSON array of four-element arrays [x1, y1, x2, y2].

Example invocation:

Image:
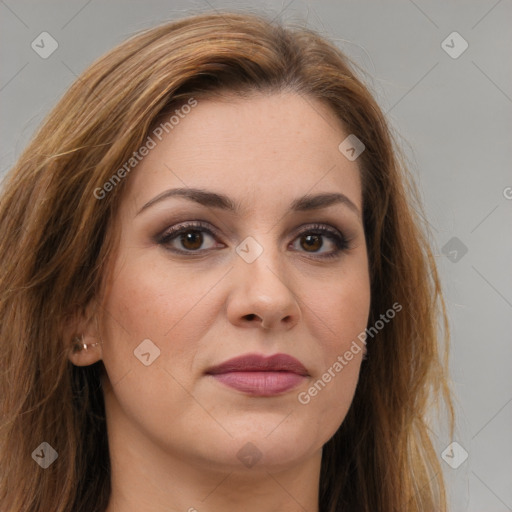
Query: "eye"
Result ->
[[289, 224, 350, 260], [157, 221, 351, 259], [157, 221, 221, 254]]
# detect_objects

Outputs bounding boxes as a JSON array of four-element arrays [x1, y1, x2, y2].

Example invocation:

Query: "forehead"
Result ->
[[123, 92, 363, 215]]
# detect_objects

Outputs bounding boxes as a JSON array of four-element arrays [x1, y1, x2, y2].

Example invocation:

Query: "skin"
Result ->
[[69, 92, 371, 512]]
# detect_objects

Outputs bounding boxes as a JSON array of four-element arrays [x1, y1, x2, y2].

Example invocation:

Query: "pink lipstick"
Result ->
[[205, 353, 308, 396]]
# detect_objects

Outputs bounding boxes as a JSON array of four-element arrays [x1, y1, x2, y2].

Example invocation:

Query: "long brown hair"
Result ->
[[0, 11, 454, 511]]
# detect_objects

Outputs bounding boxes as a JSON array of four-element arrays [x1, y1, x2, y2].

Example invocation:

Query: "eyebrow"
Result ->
[[136, 187, 361, 218]]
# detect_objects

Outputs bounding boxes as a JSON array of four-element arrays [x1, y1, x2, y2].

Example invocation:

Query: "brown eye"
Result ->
[[290, 224, 350, 260], [158, 222, 220, 254], [158, 221, 350, 260], [179, 230, 204, 251], [300, 234, 323, 252]]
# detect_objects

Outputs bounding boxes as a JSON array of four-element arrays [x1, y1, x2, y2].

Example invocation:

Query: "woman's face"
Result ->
[[96, 92, 370, 472]]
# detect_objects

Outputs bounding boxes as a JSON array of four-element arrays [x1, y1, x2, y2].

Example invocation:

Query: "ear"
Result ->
[[65, 301, 104, 367]]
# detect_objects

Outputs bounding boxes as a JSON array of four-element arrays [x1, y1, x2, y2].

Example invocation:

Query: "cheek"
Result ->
[[98, 253, 220, 382], [98, 254, 224, 441], [304, 259, 371, 358], [105, 251, 217, 330], [324, 282, 370, 351], [297, 296, 368, 441], [296, 260, 370, 430]]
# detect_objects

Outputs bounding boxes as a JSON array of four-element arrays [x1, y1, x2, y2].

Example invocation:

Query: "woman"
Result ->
[[0, 11, 454, 512]]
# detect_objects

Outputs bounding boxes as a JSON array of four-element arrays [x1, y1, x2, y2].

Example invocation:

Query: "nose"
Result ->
[[225, 244, 301, 331]]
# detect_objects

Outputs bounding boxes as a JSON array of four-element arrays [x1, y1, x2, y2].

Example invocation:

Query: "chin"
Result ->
[[196, 419, 325, 472]]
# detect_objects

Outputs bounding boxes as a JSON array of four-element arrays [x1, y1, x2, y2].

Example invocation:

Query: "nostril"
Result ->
[[245, 314, 256, 321]]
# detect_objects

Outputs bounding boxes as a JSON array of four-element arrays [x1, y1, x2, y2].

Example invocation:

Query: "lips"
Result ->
[[206, 353, 309, 375], [205, 353, 309, 396]]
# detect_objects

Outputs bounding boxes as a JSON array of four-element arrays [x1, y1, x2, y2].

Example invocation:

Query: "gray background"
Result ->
[[1, 0, 511, 510]]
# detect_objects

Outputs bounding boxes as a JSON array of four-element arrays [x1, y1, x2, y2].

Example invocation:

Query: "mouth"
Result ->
[[205, 353, 309, 396]]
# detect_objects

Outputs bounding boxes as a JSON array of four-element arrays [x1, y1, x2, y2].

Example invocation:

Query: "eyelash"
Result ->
[[156, 220, 352, 260]]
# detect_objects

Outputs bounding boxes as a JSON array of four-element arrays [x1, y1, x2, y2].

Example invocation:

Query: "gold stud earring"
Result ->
[[72, 335, 102, 353]]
